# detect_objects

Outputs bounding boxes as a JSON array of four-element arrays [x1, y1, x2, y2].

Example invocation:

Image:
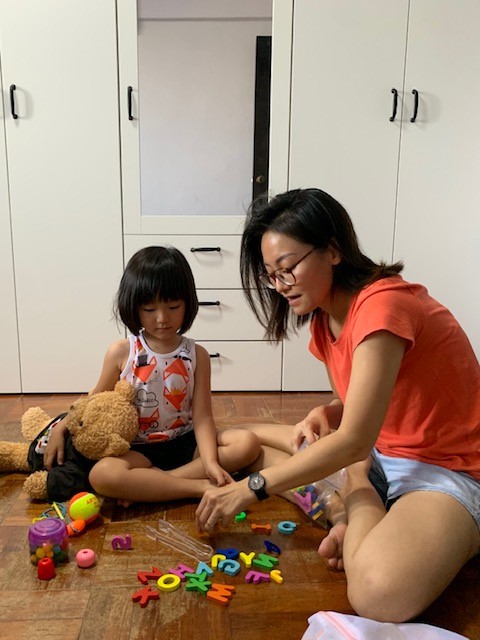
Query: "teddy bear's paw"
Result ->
[[23, 471, 49, 500], [21, 407, 53, 442], [0, 441, 31, 472]]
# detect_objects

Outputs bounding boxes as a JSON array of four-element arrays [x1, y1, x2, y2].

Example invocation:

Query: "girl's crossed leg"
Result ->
[[88, 428, 260, 504]]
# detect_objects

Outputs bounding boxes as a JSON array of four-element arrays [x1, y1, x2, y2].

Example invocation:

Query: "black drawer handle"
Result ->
[[10, 84, 18, 119], [209, 352, 221, 358], [127, 86, 133, 120], [410, 89, 419, 123], [198, 301, 221, 306], [389, 88, 398, 122], [190, 247, 221, 253]]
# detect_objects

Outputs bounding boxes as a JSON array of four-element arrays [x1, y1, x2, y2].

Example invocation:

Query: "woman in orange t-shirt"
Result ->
[[195, 188, 480, 623]]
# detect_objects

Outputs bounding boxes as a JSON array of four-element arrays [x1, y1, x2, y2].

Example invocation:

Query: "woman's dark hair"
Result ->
[[240, 188, 403, 342], [116, 246, 198, 335]]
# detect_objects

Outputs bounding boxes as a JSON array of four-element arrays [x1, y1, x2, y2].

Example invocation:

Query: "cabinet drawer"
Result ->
[[187, 290, 264, 340], [124, 234, 241, 288], [199, 341, 282, 391]]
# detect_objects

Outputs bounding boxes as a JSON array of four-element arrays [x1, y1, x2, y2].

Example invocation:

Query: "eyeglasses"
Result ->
[[258, 247, 316, 289]]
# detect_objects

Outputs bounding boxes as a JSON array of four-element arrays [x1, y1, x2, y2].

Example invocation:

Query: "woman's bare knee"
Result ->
[[347, 568, 424, 623]]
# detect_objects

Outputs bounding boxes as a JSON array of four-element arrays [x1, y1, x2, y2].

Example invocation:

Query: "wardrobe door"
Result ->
[[273, 0, 409, 390], [288, 0, 409, 263], [0, 85, 21, 392], [394, 0, 480, 357], [0, 0, 123, 392]]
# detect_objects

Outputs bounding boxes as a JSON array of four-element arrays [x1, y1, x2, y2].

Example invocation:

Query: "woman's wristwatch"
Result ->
[[247, 472, 269, 501]]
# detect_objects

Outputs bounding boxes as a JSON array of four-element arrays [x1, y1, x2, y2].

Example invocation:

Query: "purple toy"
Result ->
[[28, 518, 69, 565]]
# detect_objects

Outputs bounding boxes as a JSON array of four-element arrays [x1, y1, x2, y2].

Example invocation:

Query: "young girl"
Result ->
[[44, 246, 260, 504], [195, 188, 480, 623]]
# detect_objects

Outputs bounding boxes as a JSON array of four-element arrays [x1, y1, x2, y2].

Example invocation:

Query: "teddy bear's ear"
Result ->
[[21, 407, 52, 441], [113, 380, 135, 404]]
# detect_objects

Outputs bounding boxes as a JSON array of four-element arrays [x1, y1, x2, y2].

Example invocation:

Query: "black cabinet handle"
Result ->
[[198, 301, 220, 306], [190, 247, 221, 253], [389, 88, 398, 122], [127, 86, 133, 120], [10, 85, 18, 119], [410, 89, 419, 123], [209, 352, 220, 358]]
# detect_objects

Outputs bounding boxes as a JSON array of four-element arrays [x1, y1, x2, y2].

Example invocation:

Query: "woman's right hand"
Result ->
[[291, 400, 344, 451], [195, 479, 254, 532], [43, 417, 68, 470]]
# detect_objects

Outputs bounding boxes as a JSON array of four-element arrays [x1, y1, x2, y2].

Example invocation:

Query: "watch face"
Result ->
[[249, 473, 264, 490]]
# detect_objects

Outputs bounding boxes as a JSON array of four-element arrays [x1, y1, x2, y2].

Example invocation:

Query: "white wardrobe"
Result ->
[[0, 0, 124, 392], [270, 0, 480, 390], [2, 0, 477, 394]]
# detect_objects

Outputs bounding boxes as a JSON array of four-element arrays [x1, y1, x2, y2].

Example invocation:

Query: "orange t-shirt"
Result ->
[[309, 276, 480, 479]]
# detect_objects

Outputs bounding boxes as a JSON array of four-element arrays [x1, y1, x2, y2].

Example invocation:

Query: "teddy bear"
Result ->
[[0, 380, 139, 502]]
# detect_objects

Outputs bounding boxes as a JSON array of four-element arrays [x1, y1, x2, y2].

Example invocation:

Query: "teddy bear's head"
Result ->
[[66, 380, 138, 460]]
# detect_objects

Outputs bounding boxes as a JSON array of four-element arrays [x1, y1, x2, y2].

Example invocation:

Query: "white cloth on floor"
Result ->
[[301, 611, 468, 640]]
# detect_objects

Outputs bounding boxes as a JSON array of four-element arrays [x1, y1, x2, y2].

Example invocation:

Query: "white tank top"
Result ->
[[120, 333, 196, 444]]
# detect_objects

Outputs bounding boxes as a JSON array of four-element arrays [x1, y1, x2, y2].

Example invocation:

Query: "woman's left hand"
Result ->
[[195, 480, 253, 532]]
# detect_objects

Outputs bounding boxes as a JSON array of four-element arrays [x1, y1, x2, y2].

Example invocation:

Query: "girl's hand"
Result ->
[[291, 401, 343, 451], [195, 480, 253, 532], [43, 418, 68, 470], [204, 461, 234, 487]]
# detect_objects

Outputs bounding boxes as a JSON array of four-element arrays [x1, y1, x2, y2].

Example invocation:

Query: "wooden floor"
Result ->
[[0, 391, 479, 640]]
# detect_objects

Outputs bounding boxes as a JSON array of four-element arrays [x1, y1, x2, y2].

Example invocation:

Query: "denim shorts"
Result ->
[[369, 448, 480, 530]]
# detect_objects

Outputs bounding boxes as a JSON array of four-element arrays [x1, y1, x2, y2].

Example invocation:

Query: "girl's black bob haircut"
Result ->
[[115, 246, 199, 335]]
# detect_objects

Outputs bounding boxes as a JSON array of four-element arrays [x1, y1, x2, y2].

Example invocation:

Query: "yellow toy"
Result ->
[[68, 491, 100, 524], [0, 380, 138, 501]]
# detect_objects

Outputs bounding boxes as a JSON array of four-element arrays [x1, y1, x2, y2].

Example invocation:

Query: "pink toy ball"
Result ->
[[68, 492, 100, 525], [76, 548, 96, 568]]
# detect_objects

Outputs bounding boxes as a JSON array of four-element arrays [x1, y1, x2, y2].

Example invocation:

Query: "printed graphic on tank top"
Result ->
[[120, 333, 196, 445]]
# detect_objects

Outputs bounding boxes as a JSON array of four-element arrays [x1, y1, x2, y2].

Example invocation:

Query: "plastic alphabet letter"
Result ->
[[216, 547, 239, 560], [293, 490, 312, 513], [245, 570, 271, 584], [234, 511, 247, 522], [112, 534, 132, 550], [218, 559, 241, 576], [239, 551, 256, 567], [210, 553, 227, 569], [270, 569, 284, 584], [132, 586, 159, 607], [167, 563, 194, 580], [277, 520, 298, 535], [185, 572, 211, 594], [157, 573, 181, 593], [137, 566, 163, 584], [253, 553, 279, 570], [207, 583, 235, 605], [195, 561, 214, 577], [264, 540, 281, 555]]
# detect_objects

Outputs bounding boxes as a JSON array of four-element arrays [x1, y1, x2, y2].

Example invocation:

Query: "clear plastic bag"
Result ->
[[290, 441, 346, 528]]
